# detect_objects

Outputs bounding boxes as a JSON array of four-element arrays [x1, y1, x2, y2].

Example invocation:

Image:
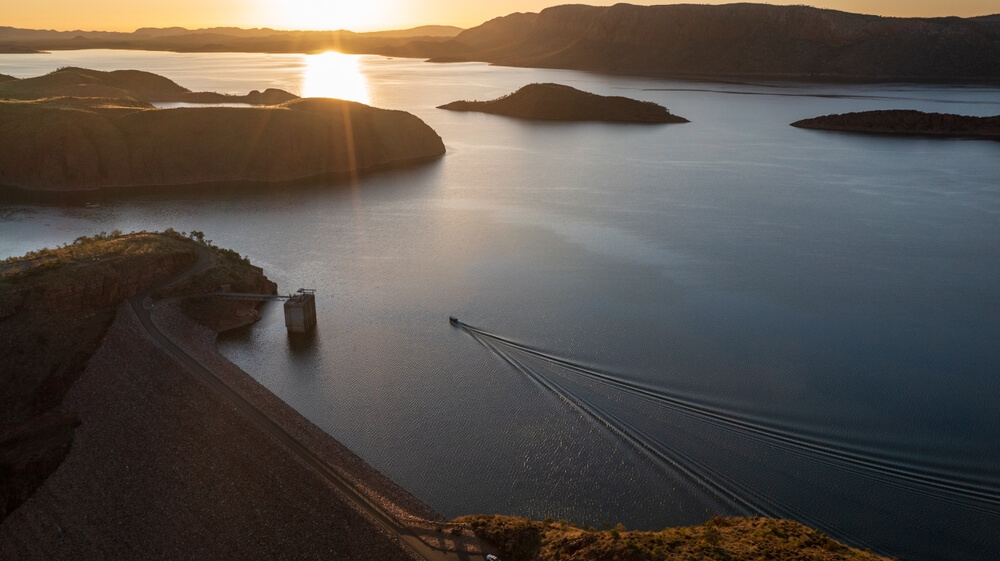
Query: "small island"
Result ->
[[438, 83, 688, 124], [0, 68, 446, 191], [791, 110, 1000, 140]]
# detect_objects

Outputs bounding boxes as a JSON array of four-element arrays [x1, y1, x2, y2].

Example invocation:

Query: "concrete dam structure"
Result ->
[[283, 290, 317, 334], [212, 288, 317, 334]]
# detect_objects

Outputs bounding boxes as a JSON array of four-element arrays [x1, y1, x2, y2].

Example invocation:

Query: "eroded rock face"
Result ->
[[0, 97, 445, 191]]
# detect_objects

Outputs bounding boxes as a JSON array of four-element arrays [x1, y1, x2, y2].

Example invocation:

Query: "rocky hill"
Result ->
[[0, 24, 460, 54], [420, 3, 1000, 82], [791, 110, 1000, 138], [439, 82, 688, 123], [0, 69, 445, 191]]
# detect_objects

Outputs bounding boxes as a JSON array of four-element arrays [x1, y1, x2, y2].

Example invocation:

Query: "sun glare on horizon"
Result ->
[[301, 52, 371, 104]]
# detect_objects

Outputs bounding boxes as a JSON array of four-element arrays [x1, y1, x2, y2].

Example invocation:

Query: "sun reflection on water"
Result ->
[[301, 51, 370, 105]]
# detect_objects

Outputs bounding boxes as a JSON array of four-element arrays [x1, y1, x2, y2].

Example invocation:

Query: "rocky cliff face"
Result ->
[[438, 4, 1000, 81], [0, 95, 445, 191]]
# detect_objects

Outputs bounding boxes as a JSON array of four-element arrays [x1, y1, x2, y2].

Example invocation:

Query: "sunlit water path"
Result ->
[[2, 51, 999, 561]]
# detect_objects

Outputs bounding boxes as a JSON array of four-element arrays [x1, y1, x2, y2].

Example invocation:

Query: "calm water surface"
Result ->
[[2, 51, 999, 561]]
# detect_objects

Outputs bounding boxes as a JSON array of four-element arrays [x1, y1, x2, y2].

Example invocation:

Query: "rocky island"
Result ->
[[0, 68, 445, 191], [791, 110, 1000, 139], [438, 83, 688, 123]]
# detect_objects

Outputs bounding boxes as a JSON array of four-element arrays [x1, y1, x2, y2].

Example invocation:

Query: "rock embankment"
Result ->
[[0, 231, 272, 523], [0, 303, 418, 560], [0, 69, 446, 191], [439, 83, 688, 123], [791, 110, 1000, 139]]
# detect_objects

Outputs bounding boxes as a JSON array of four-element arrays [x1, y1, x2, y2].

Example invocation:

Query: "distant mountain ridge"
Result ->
[[0, 24, 463, 54], [422, 3, 1000, 82]]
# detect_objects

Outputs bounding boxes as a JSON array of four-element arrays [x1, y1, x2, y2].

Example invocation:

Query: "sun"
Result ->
[[301, 51, 370, 104], [266, 0, 390, 31]]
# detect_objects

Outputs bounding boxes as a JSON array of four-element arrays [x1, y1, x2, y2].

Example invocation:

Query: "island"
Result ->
[[791, 110, 1000, 140], [438, 83, 688, 123], [0, 68, 446, 192], [0, 231, 896, 560]]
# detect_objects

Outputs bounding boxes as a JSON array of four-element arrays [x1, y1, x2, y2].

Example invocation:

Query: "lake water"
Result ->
[[2, 50, 999, 561]]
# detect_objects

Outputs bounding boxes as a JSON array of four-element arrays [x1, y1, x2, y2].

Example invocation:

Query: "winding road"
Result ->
[[128, 242, 486, 561]]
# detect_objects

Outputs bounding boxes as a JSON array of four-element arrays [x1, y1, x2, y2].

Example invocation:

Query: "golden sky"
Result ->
[[6, 1, 999, 32]]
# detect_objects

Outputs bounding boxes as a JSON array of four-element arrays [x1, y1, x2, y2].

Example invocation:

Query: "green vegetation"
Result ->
[[458, 515, 894, 561]]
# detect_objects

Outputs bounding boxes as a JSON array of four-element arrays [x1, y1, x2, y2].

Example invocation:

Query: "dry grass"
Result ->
[[458, 514, 895, 561]]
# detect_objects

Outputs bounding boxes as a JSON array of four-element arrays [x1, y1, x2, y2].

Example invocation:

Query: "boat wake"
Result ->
[[452, 318, 1000, 550]]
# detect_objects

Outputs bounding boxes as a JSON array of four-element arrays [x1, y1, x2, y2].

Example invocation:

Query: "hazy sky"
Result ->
[[6, 1, 999, 32]]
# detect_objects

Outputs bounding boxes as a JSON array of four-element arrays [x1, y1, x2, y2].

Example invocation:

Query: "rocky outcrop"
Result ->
[[791, 110, 1000, 138], [439, 82, 688, 123], [0, 80, 445, 191], [413, 4, 1000, 81]]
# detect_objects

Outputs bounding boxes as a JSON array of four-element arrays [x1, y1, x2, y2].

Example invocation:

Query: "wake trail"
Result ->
[[465, 328, 887, 553], [456, 321, 1000, 513]]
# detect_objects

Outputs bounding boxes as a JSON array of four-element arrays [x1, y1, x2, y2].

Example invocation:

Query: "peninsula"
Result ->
[[791, 110, 1000, 139], [0, 68, 445, 191], [438, 83, 688, 124]]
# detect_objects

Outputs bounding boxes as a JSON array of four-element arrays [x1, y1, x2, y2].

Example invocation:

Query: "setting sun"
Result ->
[[301, 51, 370, 103]]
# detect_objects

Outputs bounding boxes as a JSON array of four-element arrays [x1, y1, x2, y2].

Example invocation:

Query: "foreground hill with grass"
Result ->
[[459, 515, 893, 561]]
